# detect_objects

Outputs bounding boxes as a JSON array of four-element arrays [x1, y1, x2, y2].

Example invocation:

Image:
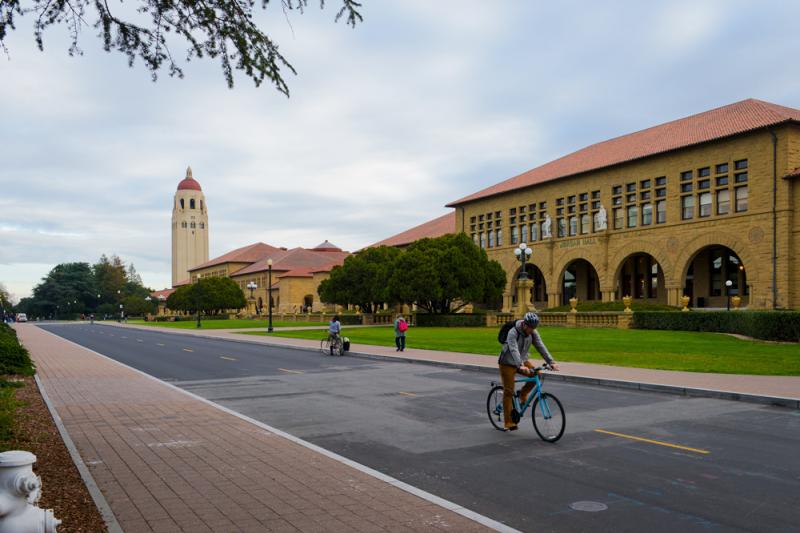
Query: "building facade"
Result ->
[[447, 99, 800, 310], [171, 167, 209, 286]]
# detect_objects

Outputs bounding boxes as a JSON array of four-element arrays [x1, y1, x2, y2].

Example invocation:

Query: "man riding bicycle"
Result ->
[[328, 315, 342, 355], [498, 312, 560, 431]]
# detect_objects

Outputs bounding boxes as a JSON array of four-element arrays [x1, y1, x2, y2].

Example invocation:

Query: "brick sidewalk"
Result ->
[[113, 322, 800, 402], [17, 325, 499, 533]]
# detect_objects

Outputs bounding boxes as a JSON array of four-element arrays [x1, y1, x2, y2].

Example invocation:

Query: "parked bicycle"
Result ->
[[320, 334, 344, 356], [486, 364, 565, 442]]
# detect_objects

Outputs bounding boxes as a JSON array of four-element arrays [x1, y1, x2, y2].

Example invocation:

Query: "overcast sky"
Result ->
[[1, 1, 799, 301]]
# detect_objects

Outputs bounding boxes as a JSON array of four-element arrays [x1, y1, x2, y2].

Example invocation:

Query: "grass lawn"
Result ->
[[127, 319, 327, 330], [244, 326, 800, 375]]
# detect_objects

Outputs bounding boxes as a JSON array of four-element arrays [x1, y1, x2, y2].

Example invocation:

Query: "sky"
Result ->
[[1, 1, 799, 302]]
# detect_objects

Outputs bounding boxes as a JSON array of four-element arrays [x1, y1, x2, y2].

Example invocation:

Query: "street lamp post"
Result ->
[[514, 243, 532, 279], [267, 259, 273, 333], [246, 281, 257, 316], [119, 303, 124, 322], [725, 279, 733, 311], [145, 296, 152, 320]]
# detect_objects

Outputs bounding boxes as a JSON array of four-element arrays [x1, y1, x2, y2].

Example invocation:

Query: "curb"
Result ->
[[102, 323, 800, 409], [34, 375, 124, 533]]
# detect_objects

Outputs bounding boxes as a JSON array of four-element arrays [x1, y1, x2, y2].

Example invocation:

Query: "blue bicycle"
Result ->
[[487, 365, 565, 442]]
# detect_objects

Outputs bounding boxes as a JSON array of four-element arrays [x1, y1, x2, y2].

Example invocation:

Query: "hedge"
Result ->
[[633, 311, 800, 342], [414, 314, 486, 327], [0, 324, 35, 376]]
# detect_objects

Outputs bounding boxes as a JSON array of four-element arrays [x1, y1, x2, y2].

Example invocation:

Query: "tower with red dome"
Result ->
[[171, 166, 209, 286]]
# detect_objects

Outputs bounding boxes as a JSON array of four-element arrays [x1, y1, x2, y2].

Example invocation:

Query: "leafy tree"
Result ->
[[93, 254, 127, 303], [1, 0, 364, 94], [32, 262, 97, 317], [0, 283, 12, 319], [388, 233, 506, 313], [122, 295, 157, 317], [166, 277, 245, 326], [318, 245, 401, 313]]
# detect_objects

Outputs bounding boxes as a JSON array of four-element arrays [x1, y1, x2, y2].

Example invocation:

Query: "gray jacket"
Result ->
[[498, 320, 554, 367]]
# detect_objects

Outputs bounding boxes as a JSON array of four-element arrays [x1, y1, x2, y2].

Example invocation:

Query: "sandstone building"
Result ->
[[171, 167, 209, 286], [446, 99, 800, 310]]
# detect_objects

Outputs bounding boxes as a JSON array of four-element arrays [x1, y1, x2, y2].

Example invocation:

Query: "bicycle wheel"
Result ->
[[531, 393, 565, 442], [320, 338, 331, 355], [332, 337, 343, 356], [486, 385, 506, 431]]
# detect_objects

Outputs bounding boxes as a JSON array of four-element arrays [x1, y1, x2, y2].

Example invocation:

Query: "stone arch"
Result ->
[[553, 248, 608, 287], [509, 261, 548, 308], [608, 239, 675, 288], [674, 231, 760, 285]]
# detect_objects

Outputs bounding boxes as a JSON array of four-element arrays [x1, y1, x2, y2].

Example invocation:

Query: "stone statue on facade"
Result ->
[[595, 204, 607, 230], [542, 214, 552, 239]]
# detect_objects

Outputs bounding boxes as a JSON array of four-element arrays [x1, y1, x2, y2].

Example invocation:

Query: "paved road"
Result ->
[[42, 324, 800, 533]]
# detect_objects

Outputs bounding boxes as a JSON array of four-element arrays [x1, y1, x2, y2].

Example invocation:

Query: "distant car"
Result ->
[[16, 313, 27, 322]]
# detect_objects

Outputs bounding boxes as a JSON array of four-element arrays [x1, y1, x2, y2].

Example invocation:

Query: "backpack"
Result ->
[[398, 319, 409, 332], [498, 320, 517, 344]]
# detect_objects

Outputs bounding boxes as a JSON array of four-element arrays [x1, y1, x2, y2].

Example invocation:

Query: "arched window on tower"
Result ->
[[200, 200, 204, 211], [180, 199, 185, 209], [190, 222, 196, 228], [200, 222, 205, 229], [181, 221, 187, 228], [190, 199, 196, 209]]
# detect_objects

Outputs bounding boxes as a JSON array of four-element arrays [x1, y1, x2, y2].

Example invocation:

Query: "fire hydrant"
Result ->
[[0, 451, 60, 533]]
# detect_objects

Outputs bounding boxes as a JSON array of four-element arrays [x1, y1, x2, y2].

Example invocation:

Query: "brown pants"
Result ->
[[499, 361, 536, 428]]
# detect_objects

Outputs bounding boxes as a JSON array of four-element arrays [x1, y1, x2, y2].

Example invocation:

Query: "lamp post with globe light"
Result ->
[[726, 279, 733, 311], [267, 259, 274, 333], [514, 243, 534, 314], [246, 281, 257, 316], [514, 243, 532, 279]]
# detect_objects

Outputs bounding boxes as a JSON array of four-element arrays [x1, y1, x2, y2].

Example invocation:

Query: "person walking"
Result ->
[[394, 314, 409, 351], [498, 312, 559, 431]]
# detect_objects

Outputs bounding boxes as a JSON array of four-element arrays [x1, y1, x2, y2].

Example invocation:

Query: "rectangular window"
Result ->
[[487, 212, 493, 219], [479, 214, 484, 221], [681, 183, 693, 193], [509, 216, 516, 225], [640, 191, 651, 201], [472, 233, 478, 245], [487, 220, 493, 229], [479, 233, 486, 248], [580, 214, 590, 234], [509, 207, 516, 215], [556, 207, 564, 216], [682, 196, 694, 220], [655, 176, 667, 186], [568, 195, 576, 204], [735, 172, 748, 183], [592, 190, 600, 199], [699, 192, 712, 217], [568, 205, 576, 214], [520, 225, 528, 243], [592, 200, 600, 209], [495, 211, 501, 219], [496, 229, 503, 246], [530, 223, 538, 241], [539, 202, 547, 210], [698, 179, 710, 190], [734, 159, 748, 170], [640, 179, 651, 189], [556, 198, 564, 206], [612, 185, 622, 195], [735, 186, 748, 212], [626, 193, 636, 203], [470, 216, 476, 223], [680, 171, 693, 181], [613, 208, 624, 229], [510, 226, 519, 244], [656, 188, 667, 198], [698, 167, 710, 177], [626, 183, 636, 192], [627, 205, 638, 227], [557, 218, 566, 238], [716, 176, 728, 186], [488, 231, 495, 247], [641, 203, 653, 225], [579, 192, 589, 201], [528, 204, 536, 212], [716, 163, 729, 174], [717, 189, 730, 215], [569, 216, 577, 236], [613, 196, 622, 206], [656, 200, 666, 224], [579, 203, 588, 212], [519, 213, 526, 223], [519, 205, 526, 213]]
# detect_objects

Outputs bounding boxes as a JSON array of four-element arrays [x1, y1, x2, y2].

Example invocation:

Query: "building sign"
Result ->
[[559, 238, 597, 249]]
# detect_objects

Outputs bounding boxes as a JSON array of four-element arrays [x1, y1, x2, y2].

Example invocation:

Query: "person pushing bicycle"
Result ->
[[328, 315, 342, 356], [498, 312, 560, 431]]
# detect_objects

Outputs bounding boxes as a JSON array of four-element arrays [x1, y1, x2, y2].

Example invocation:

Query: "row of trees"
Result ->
[[13, 255, 157, 319], [318, 233, 506, 313], [166, 277, 246, 325]]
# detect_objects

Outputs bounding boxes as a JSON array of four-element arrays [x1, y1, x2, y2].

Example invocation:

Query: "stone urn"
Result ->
[[731, 296, 741, 310], [569, 297, 578, 313], [681, 295, 691, 312], [622, 295, 633, 313]]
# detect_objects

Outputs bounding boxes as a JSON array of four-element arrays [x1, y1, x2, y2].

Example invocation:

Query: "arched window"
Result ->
[[190, 222, 196, 228], [190, 199, 196, 209], [200, 200, 204, 211], [200, 222, 205, 229], [181, 221, 187, 228], [180, 199, 185, 209]]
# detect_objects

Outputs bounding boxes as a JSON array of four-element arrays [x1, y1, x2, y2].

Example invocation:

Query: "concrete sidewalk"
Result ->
[[16, 324, 503, 533], [112, 321, 800, 408]]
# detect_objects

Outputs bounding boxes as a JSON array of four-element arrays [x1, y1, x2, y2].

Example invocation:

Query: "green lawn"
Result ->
[[244, 326, 800, 375], [127, 319, 327, 330]]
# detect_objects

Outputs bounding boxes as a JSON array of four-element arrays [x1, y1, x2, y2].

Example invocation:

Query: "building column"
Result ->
[[547, 291, 560, 308], [516, 279, 535, 314]]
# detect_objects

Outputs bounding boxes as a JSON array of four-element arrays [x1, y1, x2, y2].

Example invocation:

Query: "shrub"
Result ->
[[0, 324, 35, 376], [414, 314, 486, 327], [633, 311, 800, 342]]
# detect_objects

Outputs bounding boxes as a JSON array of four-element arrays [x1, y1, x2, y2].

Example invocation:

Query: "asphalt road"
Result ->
[[41, 324, 800, 533]]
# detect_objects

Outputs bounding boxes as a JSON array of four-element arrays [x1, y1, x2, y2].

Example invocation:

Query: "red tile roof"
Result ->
[[447, 99, 800, 206], [228, 246, 350, 277], [150, 289, 175, 300], [189, 242, 286, 271], [177, 167, 202, 191], [369, 212, 456, 248], [786, 168, 800, 179]]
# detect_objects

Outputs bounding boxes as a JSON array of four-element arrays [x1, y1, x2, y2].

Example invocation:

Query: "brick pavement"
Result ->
[[16, 325, 501, 533]]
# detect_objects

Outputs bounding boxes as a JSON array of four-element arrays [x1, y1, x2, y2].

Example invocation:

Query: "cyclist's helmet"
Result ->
[[522, 312, 540, 328]]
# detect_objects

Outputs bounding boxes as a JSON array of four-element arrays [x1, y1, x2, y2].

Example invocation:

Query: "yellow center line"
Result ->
[[594, 429, 710, 455], [220, 356, 237, 361], [278, 368, 304, 374], [399, 391, 417, 397], [183, 348, 194, 352]]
